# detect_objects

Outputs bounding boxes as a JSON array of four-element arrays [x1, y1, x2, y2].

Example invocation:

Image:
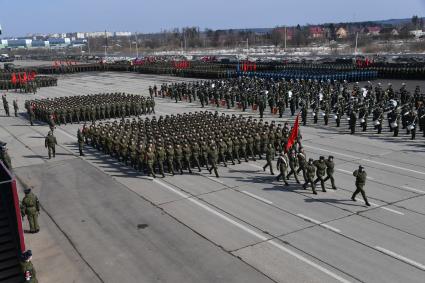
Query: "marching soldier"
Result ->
[[262, 143, 275, 175], [313, 156, 327, 192], [44, 131, 57, 159], [13, 99, 19, 117], [351, 165, 370, 206], [286, 149, 300, 184], [276, 152, 289, 186], [323, 155, 337, 190], [303, 158, 317, 194], [77, 128, 85, 156]]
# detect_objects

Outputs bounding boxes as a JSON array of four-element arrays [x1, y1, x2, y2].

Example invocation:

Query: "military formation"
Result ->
[[0, 75, 57, 92], [25, 93, 156, 126], [160, 77, 425, 140]]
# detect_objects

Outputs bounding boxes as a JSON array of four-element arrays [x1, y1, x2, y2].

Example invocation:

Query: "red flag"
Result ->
[[18, 73, 22, 84], [11, 73, 17, 84], [23, 72, 27, 83], [253, 63, 257, 71], [30, 71, 37, 80], [285, 113, 300, 153]]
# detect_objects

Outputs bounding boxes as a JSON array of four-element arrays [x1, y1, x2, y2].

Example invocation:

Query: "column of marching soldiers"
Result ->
[[156, 77, 425, 139]]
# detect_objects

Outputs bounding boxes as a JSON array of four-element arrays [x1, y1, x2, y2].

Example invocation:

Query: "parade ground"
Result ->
[[1, 72, 425, 282]]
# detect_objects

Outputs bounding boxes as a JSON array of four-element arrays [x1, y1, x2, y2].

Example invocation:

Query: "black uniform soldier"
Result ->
[[44, 131, 57, 159], [20, 188, 40, 233], [303, 158, 317, 194], [77, 128, 85, 156], [276, 152, 289, 186], [313, 156, 327, 192], [262, 143, 275, 175], [351, 165, 370, 206], [323, 156, 336, 190]]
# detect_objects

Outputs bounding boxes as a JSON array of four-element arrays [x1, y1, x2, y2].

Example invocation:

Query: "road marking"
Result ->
[[206, 176, 225, 184], [402, 186, 425, 194], [241, 191, 273, 204], [375, 246, 425, 271], [297, 214, 341, 233], [56, 128, 77, 140], [355, 199, 405, 215], [249, 164, 264, 170], [152, 179, 351, 283], [380, 207, 405, 215], [336, 169, 374, 180], [304, 145, 425, 176]]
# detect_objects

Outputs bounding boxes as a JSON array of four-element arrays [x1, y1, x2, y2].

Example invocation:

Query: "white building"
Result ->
[[114, 31, 132, 37], [409, 30, 425, 38]]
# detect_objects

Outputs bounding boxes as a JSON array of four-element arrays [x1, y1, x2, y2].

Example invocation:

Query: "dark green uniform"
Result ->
[[21, 190, 40, 233], [44, 132, 57, 159], [352, 167, 370, 206], [303, 160, 317, 194]]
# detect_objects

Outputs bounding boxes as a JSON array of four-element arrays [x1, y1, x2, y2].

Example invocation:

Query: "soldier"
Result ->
[[0, 145, 12, 171], [323, 155, 336, 190], [208, 144, 220, 178], [166, 144, 175, 175], [13, 99, 19, 117], [286, 150, 300, 184], [303, 158, 317, 194], [4, 98, 10, 116], [313, 156, 327, 192], [349, 111, 357, 135], [44, 131, 57, 159], [182, 143, 193, 174], [175, 144, 184, 174], [77, 128, 85, 156], [262, 143, 275, 175], [276, 152, 289, 186], [296, 147, 307, 182], [20, 188, 40, 233], [351, 165, 370, 206], [156, 145, 166, 177], [191, 142, 202, 172], [145, 147, 156, 178], [20, 250, 38, 283]]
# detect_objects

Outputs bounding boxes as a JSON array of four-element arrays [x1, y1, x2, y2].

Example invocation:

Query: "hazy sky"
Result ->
[[0, 0, 424, 36]]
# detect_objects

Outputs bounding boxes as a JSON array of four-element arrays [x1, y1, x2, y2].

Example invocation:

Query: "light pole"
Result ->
[[135, 32, 139, 58]]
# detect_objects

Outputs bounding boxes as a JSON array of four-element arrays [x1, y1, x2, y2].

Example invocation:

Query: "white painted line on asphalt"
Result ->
[[336, 169, 374, 180], [206, 176, 225, 184], [304, 145, 425, 176], [380, 207, 405, 215], [249, 164, 264, 170], [355, 199, 405, 215], [297, 214, 341, 233], [336, 169, 352, 174], [153, 179, 351, 283], [402, 186, 425, 194], [56, 128, 77, 140], [375, 246, 425, 271], [241, 191, 273, 204]]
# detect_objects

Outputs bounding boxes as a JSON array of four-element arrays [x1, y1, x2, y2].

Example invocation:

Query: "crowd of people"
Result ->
[[159, 77, 425, 140], [24, 93, 156, 127]]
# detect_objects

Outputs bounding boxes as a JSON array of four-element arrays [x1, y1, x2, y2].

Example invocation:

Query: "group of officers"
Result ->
[[78, 111, 371, 205], [24, 93, 156, 127], [159, 77, 425, 140]]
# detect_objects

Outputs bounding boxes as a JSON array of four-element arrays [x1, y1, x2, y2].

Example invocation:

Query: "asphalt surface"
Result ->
[[1, 72, 425, 283]]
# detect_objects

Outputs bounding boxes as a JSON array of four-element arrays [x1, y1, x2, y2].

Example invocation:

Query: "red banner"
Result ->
[[285, 113, 300, 152]]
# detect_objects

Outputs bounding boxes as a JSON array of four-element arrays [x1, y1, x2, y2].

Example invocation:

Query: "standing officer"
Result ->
[[351, 165, 370, 206], [13, 99, 19, 117], [323, 155, 336, 190], [20, 188, 40, 233], [20, 250, 38, 283], [276, 152, 289, 186], [44, 131, 57, 159]]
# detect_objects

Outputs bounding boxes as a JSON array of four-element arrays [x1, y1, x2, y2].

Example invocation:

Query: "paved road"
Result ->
[[1, 72, 425, 283]]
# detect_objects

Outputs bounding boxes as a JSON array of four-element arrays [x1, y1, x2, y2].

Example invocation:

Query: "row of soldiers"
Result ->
[[0, 76, 57, 92], [81, 111, 302, 178], [24, 93, 156, 126], [159, 78, 425, 140]]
